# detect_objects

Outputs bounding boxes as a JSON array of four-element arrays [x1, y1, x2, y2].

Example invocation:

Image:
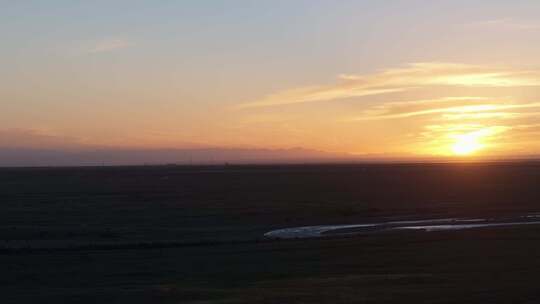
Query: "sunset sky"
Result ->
[[3, 1, 540, 163]]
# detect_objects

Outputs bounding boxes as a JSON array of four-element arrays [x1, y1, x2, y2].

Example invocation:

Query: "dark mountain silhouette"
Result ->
[[0, 147, 353, 167]]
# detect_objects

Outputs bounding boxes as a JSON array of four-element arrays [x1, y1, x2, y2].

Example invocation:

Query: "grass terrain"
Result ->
[[1, 163, 540, 303]]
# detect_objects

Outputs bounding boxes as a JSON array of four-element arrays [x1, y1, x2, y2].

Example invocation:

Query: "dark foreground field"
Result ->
[[2, 163, 540, 303]]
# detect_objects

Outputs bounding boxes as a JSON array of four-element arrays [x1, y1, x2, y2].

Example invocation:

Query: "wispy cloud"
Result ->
[[237, 62, 540, 156], [240, 86, 405, 109], [0, 128, 85, 149], [468, 18, 540, 31], [241, 63, 540, 108], [350, 93, 540, 156], [353, 101, 540, 121], [88, 38, 132, 53]]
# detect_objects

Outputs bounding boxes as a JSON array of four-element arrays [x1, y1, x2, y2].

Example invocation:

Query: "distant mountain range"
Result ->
[[0, 147, 355, 167], [2, 147, 539, 167]]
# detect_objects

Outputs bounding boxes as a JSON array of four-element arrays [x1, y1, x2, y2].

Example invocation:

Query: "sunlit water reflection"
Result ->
[[264, 215, 540, 239]]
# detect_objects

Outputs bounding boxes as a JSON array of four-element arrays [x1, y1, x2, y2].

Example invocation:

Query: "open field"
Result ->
[[2, 163, 540, 303]]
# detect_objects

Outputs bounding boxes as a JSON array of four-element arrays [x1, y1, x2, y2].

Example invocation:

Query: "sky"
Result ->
[[2, 1, 540, 164]]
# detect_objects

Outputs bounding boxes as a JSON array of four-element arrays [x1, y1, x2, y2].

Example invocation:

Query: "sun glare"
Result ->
[[452, 134, 482, 155], [449, 127, 504, 156]]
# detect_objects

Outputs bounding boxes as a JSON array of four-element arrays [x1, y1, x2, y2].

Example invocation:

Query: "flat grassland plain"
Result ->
[[2, 163, 540, 303]]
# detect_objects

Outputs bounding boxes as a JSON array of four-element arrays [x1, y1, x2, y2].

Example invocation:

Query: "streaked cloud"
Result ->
[[241, 63, 540, 108], [468, 18, 540, 31], [237, 62, 540, 157], [0, 128, 85, 149], [88, 38, 131, 53], [240, 86, 405, 108], [353, 101, 540, 121]]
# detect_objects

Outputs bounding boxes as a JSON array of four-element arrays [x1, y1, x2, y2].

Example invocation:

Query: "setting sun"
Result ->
[[452, 134, 483, 156], [449, 127, 506, 156]]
